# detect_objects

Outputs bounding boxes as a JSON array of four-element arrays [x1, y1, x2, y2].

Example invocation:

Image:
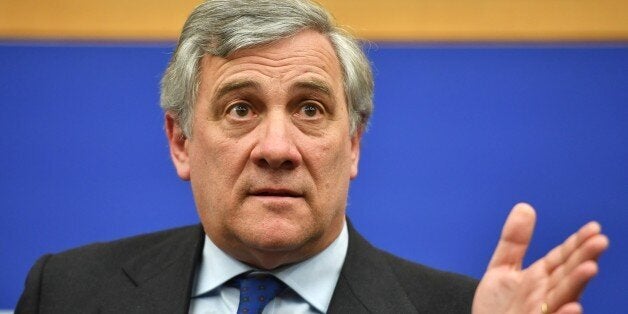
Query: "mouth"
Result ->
[[249, 188, 303, 198]]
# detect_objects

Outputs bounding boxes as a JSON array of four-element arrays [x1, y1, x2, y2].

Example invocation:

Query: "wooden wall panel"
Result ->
[[320, 0, 628, 41], [0, 0, 202, 40], [1, 0, 627, 41]]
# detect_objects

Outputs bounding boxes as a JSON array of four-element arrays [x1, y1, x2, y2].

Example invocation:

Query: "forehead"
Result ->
[[199, 30, 344, 92]]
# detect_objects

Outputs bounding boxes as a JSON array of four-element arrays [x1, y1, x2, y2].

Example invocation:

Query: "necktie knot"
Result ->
[[233, 273, 286, 314]]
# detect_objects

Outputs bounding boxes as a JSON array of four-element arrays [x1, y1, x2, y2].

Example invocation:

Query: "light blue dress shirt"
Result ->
[[189, 221, 348, 314]]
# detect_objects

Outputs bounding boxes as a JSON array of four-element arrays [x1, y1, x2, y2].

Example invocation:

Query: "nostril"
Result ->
[[253, 157, 296, 170], [250, 127, 302, 169], [254, 157, 271, 168], [251, 144, 300, 170], [279, 159, 295, 170]]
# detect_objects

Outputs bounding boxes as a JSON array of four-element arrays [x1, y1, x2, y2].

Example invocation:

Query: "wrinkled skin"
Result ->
[[166, 30, 361, 270]]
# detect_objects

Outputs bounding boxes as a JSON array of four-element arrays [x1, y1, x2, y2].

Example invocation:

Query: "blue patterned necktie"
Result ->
[[233, 273, 286, 314]]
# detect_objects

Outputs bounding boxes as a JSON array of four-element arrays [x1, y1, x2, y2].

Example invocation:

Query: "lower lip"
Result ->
[[248, 195, 303, 210]]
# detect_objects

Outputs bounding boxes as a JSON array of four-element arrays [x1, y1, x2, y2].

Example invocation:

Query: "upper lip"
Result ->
[[249, 188, 302, 197]]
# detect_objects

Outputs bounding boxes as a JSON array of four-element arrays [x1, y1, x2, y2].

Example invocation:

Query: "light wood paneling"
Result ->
[[1, 0, 627, 41], [0, 0, 203, 41], [319, 0, 628, 41]]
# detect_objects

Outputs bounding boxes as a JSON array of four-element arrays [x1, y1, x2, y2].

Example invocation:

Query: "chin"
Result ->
[[243, 227, 324, 270], [245, 218, 316, 252]]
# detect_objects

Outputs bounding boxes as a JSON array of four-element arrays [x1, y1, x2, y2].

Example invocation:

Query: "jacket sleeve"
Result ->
[[15, 254, 52, 314]]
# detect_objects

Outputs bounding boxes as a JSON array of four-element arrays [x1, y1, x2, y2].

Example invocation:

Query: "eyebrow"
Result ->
[[213, 80, 261, 101], [292, 79, 333, 97], [210, 78, 334, 104]]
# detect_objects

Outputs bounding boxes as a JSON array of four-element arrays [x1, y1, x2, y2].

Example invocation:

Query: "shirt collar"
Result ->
[[192, 234, 253, 296], [273, 221, 348, 312], [192, 220, 349, 313]]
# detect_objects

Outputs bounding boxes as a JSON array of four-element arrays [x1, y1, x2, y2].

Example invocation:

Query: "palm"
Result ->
[[472, 204, 608, 314]]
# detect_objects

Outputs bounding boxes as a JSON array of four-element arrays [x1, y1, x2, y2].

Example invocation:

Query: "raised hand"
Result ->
[[472, 203, 609, 314]]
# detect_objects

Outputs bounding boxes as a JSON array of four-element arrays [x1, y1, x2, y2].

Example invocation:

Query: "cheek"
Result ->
[[305, 136, 353, 191], [188, 134, 251, 199]]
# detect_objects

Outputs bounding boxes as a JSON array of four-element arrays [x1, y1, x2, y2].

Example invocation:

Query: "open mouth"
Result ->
[[250, 189, 302, 198]]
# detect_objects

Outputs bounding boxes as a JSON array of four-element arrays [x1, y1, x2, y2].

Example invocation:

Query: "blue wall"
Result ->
[[1, 42, 626, 310]]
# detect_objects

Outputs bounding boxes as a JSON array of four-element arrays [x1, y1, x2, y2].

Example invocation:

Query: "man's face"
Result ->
[[166, 30, 361, 269]]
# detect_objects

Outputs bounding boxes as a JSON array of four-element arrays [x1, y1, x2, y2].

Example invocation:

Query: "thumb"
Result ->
[[488, 203, 537, 270]]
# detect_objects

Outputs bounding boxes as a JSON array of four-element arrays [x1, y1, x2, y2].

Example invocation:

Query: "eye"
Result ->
[[298, 103, 324, 119], [226, 103, 255, 120]]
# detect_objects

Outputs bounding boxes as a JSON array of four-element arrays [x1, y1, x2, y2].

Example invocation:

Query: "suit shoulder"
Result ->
[[381, 250, 478, 312], [17, 224, 203, 312], [343, 223, 478, 312], [50, 224, 201, 261], [41, 224, 202, 276]]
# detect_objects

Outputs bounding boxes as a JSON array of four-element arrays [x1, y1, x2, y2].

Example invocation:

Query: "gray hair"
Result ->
[[160, 0, 373, 137]]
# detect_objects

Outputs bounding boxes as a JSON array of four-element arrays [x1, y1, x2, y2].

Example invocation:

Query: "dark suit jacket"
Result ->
[[16, 223, 477, 313]]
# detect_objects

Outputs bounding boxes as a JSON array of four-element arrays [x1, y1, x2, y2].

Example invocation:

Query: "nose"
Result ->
[[250, 113, 302, 170]]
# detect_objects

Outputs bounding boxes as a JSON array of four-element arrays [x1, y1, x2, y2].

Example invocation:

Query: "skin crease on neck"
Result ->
[[166, 29, 363, 270]]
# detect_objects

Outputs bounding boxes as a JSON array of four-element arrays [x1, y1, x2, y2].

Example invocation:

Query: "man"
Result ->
[[17, 0, 608, 313]]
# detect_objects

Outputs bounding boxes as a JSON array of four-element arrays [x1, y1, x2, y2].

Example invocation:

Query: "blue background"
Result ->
[[1, 42, 626, 310]]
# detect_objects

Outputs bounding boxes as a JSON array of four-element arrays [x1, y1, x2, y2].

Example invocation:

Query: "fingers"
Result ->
[[544, 221, 604, 274], [563, 225, 608, 275], [481, 204, 609, 314], [545, 222, 609, 291], [488, 203, 536, 270], [554, 302, 582, 314], [547, 261, 599, 312], [541, 220, 608, 312]]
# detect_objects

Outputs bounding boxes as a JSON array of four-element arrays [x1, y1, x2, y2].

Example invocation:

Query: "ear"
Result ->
[[165, 112, 191, 180], [349, 127, 363, 180]]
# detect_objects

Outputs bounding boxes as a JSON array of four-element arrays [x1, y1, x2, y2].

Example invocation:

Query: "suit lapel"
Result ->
[[328, 222, 417, 313], [109, 225, 204, 314], [97, 222, 417, 313]]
